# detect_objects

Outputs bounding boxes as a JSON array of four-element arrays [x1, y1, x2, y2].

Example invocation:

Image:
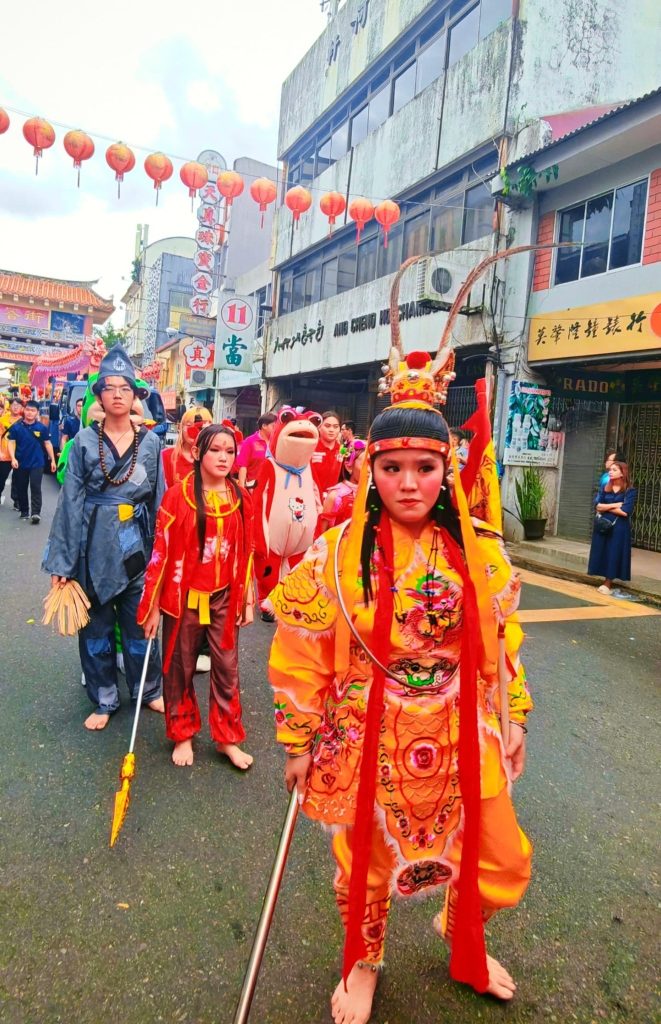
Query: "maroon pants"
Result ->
[[162, 589, 245, 745]]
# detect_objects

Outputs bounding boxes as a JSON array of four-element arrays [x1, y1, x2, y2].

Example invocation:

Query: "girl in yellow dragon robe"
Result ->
[[268, 351, 533, 1024]]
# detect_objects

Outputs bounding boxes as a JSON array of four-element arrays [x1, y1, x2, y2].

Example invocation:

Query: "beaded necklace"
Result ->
[[98, 424, 139, 486]]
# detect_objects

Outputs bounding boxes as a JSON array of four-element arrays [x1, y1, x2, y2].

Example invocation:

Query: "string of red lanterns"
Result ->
[[1, 110, 402, 245]]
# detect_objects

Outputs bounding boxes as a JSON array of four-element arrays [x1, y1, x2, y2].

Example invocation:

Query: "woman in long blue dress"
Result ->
[[588, 461, 637, 594]]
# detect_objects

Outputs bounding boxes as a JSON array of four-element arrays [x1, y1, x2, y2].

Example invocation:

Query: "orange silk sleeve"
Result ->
[[267, 534, 338, 754]]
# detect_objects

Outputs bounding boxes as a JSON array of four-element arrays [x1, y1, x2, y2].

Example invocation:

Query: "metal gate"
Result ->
[[553, 397, 608, 542], [617, 403, 661, 552]]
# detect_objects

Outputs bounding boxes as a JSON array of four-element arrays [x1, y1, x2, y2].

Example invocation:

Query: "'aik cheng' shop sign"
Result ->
[[528, 292, 661, 362], [272, 301, 438, 353]]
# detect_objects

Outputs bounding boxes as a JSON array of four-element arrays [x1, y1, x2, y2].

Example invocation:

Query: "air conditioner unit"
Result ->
[[189, 369, 215, 389], [415, 255, 484, 313]]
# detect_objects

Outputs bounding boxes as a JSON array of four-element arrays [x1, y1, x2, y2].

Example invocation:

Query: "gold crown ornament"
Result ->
[[376, 254, 457, 409]]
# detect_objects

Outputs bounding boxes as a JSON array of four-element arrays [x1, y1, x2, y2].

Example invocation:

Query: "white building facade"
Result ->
[[265, 0, 661, 442]]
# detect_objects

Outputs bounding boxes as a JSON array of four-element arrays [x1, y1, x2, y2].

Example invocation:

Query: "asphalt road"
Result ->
[[0, 477, 658, 1024]]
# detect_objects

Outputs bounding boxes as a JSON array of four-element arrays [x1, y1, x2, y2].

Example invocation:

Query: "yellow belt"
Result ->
[[187, 589, 211, 625]]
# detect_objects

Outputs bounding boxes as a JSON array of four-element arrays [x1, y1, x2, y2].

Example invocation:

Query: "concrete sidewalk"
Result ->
[[507, 534, 661, 605]]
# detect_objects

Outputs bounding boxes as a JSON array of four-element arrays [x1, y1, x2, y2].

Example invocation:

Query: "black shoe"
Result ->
[[31, 514, 40, 524], [20, 515, 30, 521], [260, 610, 276, 623], [14, 504, 21, 512]]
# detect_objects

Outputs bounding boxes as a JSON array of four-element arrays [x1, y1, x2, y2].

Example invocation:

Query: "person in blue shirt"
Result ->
[[7, 400, 56, 523], [61, 397, 83, 446]]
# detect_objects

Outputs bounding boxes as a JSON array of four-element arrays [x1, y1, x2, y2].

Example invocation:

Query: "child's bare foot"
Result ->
[[84, 712, 110, 730], [216, 743, 253, 770], [432, 913, 516, 1000], [331, 963, 378, 1024], [172, 740, 194, 766], [147, 696, 165, 713]]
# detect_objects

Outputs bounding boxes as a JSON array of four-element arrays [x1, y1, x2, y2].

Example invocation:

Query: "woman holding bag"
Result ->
[[588, 461, 637, 595]]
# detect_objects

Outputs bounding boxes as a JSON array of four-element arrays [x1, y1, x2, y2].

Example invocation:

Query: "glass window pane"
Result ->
[[581, 193, 613, 278], [338, 250, 357, 292], [403, 212, 429, 260], [305, 267, 320, 305], [609, 179, 648, 270], [299, 149, 315, 185], [479, 0, 511, 39], [377, 220, 404, 276], [416, 32, 446, 94], [462, 183, 493, 242], [448, 5, 480, 67], [292, 274, 306, 312], [431, 202, 462, 252], [368, 83, 390, 133], [316, 137, 332, 176], [288, 163, 301, 187], [555, 205, 584, 284], [356, 236, 378, 285], [350, 106, 369, 148], [392, 63, 416, 114], [279, 276, 292, 315], [321, 258, 338, 299], [331, 121, 349, 161]]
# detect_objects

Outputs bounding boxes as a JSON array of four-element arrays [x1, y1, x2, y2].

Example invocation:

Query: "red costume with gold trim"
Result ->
[[138, 473, 253, 744]]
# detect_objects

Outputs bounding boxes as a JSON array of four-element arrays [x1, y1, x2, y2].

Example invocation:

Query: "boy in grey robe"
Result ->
[[43, 345, 164, 729]]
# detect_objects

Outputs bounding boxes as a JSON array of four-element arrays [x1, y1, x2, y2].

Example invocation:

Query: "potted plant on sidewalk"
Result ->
[[515, 466, 547, 540]]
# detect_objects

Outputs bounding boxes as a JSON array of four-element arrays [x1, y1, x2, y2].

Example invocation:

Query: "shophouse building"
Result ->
[[264, 0, 661, 440], [494, 89, 661, 552]]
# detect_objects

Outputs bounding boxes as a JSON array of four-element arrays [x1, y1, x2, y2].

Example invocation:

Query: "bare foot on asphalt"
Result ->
[[216, 743, 253, 770], [84, 712, 110, 730], [147, 696, 165, 714], [484, 954, 516, 999], [432, 912, 516, 1000], [172, 740, 194, 766], [331, 964, 378, 1024]]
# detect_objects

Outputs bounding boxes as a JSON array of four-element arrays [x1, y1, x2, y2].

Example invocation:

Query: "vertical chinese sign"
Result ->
[[214, 296, 255, 374], [190, 149, 226, 319]]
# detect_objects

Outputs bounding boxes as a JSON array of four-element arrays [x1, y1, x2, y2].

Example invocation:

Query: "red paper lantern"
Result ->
[[22, 116, 55, 175], [144, 152, 174, 206], [348, 197, 374, 242], [217, 170, 244, 221], [249, 177, 277, 227], [180, 160, 208, 210], [63, 130, 95, 187], [285, 185, 312, 226], [0, 108, 10, 135], [375, 199, 401, 249], [320, 191, 347, 234], [106, 142, 136, 198]]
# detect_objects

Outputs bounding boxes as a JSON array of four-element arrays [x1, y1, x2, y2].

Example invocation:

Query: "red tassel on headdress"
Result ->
[[342, 509, 395, 984], [441, 528, 489, 993]]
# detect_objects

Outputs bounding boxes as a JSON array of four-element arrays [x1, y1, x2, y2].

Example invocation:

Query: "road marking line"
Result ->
[[518, 605, 659, 622], [517, 568, 651, 607]]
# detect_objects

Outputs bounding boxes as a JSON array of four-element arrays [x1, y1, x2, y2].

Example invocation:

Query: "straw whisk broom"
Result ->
[[42, 580, 91, 635]]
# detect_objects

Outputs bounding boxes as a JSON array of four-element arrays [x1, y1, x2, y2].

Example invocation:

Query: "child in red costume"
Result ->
[[139, 424, 254, 769]]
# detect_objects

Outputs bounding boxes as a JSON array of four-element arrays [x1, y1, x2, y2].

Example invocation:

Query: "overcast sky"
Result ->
[[0, 0, 324, 323]]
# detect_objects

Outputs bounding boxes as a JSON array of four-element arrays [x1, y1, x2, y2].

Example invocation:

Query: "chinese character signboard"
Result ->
[[189, 149, 225, 317], [528, 293, 661, 362], [503, 381, 562, 467], [214, 295, 255, 373], [180, 336, 214, 380], [0, 304, 49, 330]]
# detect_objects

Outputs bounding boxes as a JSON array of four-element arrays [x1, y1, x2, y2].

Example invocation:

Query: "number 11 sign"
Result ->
[[215, 295, 256, 373], [219, 296, 255, 335]]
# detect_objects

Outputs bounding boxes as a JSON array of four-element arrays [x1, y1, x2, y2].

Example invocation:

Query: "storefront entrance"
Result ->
[[618, 402, 661, 552], [552, 397, 609, 543]]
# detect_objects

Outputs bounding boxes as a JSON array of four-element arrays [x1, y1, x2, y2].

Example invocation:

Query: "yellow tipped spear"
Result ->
[[109, 637, 153, 847]]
